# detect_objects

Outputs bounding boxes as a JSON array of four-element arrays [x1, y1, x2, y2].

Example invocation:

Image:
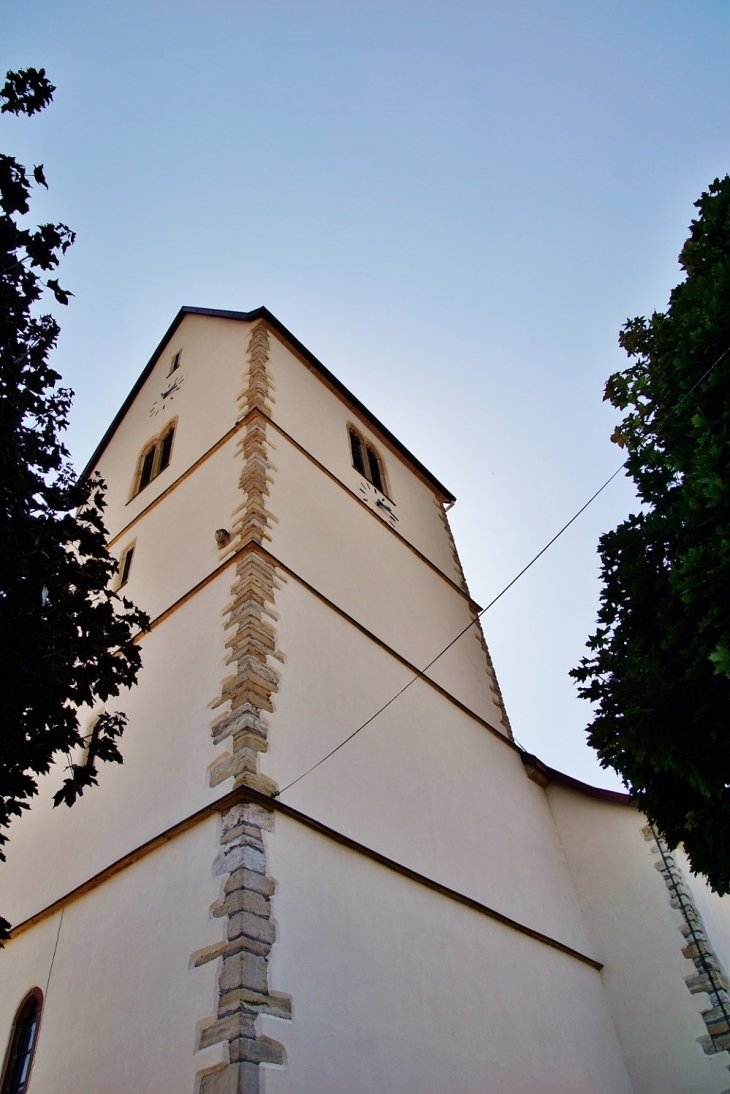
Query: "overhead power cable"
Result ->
[[274, 344, 730, 799]]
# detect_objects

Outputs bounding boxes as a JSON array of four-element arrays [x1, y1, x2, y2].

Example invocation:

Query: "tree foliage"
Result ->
[[572, 176, 730, 892], [0, 70, 148, 937]]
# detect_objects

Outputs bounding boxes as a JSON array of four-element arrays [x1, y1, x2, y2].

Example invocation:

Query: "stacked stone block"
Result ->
[[643, 824, 730, 1076], [196, 323, 290, 1093]]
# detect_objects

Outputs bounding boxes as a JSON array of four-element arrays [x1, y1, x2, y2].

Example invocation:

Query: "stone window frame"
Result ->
[[130, 417, 177, 499], [347, 423, 390, 498], [0, 988, 43, 1094]]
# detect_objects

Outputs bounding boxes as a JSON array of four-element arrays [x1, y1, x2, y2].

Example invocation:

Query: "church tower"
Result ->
[[4, 308, 730, 1094]]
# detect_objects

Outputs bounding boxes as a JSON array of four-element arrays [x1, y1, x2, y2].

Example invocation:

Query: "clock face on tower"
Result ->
[[149, 373, 185, 417], [358, 478, 399, 528]]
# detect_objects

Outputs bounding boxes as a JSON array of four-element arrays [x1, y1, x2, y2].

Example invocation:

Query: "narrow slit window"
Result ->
[[139, 448, 155, 491], [119, 547, 134, 588], [159, 426, 174, 472], [366, 445, 384, 493], [169, 350, 181, 375], [1, 990, 42, 1094]]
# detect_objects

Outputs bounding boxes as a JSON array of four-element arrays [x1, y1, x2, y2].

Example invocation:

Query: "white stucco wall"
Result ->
[[264, 331, 461, 584], [95, 314, 253, 539], [264, 434, 503, 727], [264, 577, 592, 953], [5, 310, 724, 1094], [258, 812, 633, 1094], [0, 571, 232, 926], [0, 820, 224, 1094], [0, 311, 629, 1093], [547, 783, 730, 1094]]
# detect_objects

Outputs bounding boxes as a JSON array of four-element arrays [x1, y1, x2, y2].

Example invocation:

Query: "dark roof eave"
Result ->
[[80, 305, 456, 503], [520, 751, 634, 806]]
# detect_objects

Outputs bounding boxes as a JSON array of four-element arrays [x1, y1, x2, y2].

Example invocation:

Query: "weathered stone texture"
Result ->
[[433, 496, 470, 596], [200, 1061, 261, 1094], [196, 324, 290, 1093], [478, 622, 513, 737], [643, 823, 730, 1069]]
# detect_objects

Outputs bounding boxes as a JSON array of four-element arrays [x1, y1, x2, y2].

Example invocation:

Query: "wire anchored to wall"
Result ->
[[274, 466, 624, 797], [274, 344, 730, 800]]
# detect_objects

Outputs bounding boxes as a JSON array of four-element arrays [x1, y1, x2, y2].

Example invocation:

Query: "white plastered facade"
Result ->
[[1, 308, 730, 1094]]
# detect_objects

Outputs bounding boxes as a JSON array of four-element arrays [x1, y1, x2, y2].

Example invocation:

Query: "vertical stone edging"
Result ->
[[434, 500, 512, 736], [434, 497, 470, 596], [478, 632, 513, 737], [643, 823, 730, 1078], [196, 323, 291, 1094]]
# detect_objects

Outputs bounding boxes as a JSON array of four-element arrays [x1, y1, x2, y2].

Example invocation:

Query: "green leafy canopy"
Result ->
[[572, 176, 730, 892], [0, 70, 149, 939]]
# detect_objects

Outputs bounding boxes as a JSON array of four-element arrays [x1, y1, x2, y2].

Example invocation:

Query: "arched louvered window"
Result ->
[[348, 426, 387, 495], [1, 990, 42, 1094], [349, 427, 365, 476], [159, 426, 174, 472], [134, 420, 176, 496], [138, 445, 155, 491], [365, 444, 384, 493]]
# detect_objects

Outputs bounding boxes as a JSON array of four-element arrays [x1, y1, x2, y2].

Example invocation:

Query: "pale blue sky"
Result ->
[[3, 0, 730, 788]]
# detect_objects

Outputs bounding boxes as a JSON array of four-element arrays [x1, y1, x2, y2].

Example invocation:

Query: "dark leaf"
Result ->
[[0, 67, 148, 930], [46, 277, 73, 305], [0, 68, 55, 116], [573, 174, 730, 894]]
